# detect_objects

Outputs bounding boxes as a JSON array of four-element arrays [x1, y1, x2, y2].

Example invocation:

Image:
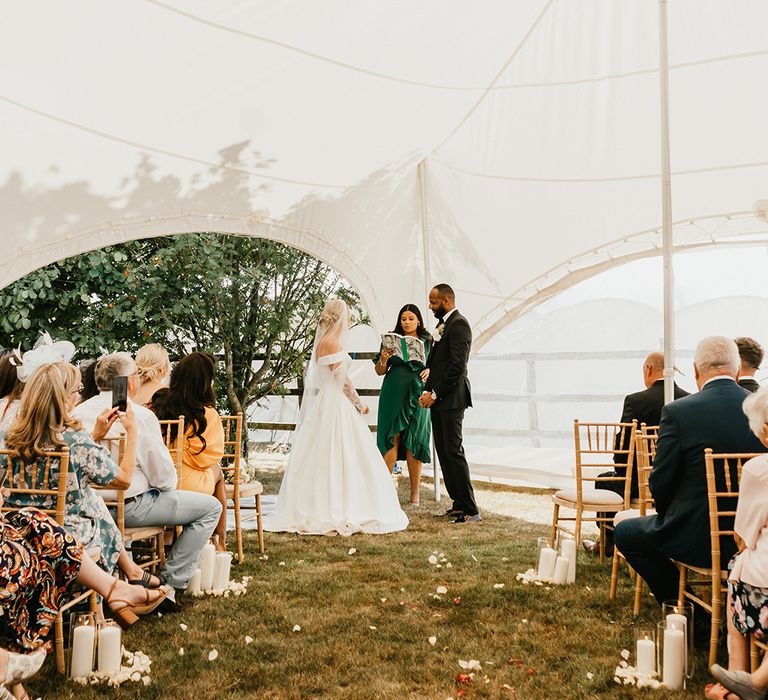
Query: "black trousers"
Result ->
[[431, 408, 478, 516]]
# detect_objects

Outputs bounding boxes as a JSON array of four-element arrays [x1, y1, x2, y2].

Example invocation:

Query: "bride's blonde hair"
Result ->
[[4, 362, 83, 462], [136, 343, 170, 383], [318, 299, 349, 336]]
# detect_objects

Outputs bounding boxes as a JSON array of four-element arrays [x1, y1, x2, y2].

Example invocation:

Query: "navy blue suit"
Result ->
[[614, 378, 766, 604]]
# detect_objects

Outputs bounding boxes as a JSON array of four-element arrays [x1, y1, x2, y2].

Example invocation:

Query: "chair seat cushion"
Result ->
[[225, 481, 264, 498], [613, 508, 656, 526], [553, 489, 625, 509]]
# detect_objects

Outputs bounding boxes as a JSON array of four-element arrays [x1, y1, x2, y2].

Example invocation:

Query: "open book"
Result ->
[[381, 333, 426, 365]]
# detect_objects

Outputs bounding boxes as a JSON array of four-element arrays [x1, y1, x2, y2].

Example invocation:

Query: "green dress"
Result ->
[[374, 336, 432, 463]]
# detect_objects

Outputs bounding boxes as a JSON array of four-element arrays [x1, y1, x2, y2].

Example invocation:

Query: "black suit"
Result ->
[[425, 310, 478, 516], [614, 378, 766, 604], [738, 377, 760, 393]]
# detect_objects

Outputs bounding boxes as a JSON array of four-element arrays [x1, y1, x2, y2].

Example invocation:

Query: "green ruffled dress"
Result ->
[[374, 336, 432, 463]]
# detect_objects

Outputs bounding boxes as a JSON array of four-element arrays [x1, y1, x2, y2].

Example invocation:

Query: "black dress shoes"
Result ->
[[434, 508, 463, 518], [451, 514, 482, 524]]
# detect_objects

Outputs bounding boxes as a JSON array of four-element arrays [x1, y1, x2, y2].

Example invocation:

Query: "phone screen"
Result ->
[[112, 376, 128, 412]]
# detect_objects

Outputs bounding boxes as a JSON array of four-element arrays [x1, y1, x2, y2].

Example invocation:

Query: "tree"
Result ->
[[0, 234, 365, 426]]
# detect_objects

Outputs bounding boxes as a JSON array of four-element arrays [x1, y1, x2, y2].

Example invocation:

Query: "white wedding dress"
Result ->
[[263, 351, 408, 536]]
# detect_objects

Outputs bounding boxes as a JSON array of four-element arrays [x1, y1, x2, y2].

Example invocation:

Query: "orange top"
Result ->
[[178, 406, 225, 495]]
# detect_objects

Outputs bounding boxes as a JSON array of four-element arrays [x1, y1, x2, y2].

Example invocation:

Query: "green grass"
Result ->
[[34, 474, 715, 699]]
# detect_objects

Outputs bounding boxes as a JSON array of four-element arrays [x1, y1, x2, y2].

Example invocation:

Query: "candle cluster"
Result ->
[[187, 544, 248, 597], [72, 646, 152, 688], [516, 536, 577, 585]]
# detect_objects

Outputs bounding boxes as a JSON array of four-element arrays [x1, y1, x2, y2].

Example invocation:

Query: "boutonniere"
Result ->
[[431, 326, 444, 343]]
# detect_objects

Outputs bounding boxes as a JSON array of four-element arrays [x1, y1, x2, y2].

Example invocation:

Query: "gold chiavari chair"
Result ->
[[610, 424, 659, 614], [677, 450, 761, 667], [220, 413, 264, 563], [0, 447, 97, 674], [751, 636, 768, 672], [157, 416, 185, 542]]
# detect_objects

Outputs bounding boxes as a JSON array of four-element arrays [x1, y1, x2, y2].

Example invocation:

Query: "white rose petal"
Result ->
[[292, 625, 301, 632], [380, 598, 387, 603], [368, 626, 377, 630], [348, 548, 356, 555], [502, 557, 509, 562], [428, 555, 438, 565], [279, 561, 286, 566], [620, 649, 630, 660], [470, 554, 478, 562], [178, 648, 184, 656], [493, 583, 505, 589], [436, 586, 448, 594], [208, 650, 219, 661], [179, 623, 188, 631], [446, 562, 453, 568], [245, 636, 253, 644], [586, 672, 594, 680], [131, 672, 141, 682], [142, 676, 151, 686], [428, 636, 437, 646], [521, 619, 528, 624]]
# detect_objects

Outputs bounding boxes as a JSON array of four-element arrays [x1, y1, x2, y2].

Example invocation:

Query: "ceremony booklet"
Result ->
[[381, 333, 426, 365]]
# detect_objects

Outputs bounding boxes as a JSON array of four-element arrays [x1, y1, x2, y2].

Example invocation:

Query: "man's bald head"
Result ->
[[643, 352, 665, 388]]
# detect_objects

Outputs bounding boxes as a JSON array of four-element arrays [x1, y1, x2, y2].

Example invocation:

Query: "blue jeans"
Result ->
[[124, 489, 221, 591]]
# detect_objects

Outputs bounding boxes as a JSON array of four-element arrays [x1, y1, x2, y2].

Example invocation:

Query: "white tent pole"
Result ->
[[659, 0, 675, 404], [418, 159, 441, 503]]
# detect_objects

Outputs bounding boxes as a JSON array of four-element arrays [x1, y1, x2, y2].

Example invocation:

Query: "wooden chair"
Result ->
[[750, 635, 768, 672], [610, 424, 659, 613], [157, 416, 185, 541], [0, 447, 97, 674], [551, 419, 637, 563], [677, 450, 761, 667], [94, 434, 165, 573], [220, 413, 264, 563]]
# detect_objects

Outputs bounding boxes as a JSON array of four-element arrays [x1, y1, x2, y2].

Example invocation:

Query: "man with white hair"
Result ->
[[614, 337, 766, 616], [75, 352, 221, 612]]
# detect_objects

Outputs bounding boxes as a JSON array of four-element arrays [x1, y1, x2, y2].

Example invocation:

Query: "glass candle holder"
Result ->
[[657, 620, 686, 691], [536, 536, 557, 581], [662, 600, 694, 678], [634, 626, 657, 678], [97, 619, 122, 675], [558, 535, 577, 584], [68, 612, 96, 680]]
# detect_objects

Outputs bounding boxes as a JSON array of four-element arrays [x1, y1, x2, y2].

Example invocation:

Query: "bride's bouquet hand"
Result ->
[[419, 368, 430, 382]]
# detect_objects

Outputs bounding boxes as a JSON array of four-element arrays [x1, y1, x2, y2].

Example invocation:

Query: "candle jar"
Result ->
[[662, 600, 694, 678], [536, 537, 557, 581], [633, 626, 657, 678], [657, 620, 686, 690], [68, 612, 96, 680], [558, 535, 577, 584], [97, 619, 122, 675]]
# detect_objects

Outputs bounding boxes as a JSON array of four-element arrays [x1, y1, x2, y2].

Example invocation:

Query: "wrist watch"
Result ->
[[430, 390, 437, 400]]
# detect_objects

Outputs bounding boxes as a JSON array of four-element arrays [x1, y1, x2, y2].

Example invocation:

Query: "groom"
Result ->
[[419, 284, 480, 524]]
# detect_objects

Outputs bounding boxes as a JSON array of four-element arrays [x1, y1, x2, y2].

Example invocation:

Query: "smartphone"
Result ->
[[112, 376, 128, 412]]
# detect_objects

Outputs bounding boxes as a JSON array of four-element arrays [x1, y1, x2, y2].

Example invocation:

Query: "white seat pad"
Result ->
[[553, 489, 624, 508]]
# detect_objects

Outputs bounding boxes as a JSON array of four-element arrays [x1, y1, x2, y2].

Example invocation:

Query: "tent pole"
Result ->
[[418, 159, 441, 503], [659, 0, 675, 404]]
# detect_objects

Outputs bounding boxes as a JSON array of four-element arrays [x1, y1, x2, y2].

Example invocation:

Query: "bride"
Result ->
[[263, 299, 408, 536]]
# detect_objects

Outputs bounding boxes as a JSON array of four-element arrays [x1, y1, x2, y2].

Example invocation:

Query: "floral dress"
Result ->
[[0, 508, 84, 650], [0, 428, 122, 574]]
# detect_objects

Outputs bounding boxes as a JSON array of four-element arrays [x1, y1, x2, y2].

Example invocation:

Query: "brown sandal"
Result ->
[[105, 579, 167, 630]]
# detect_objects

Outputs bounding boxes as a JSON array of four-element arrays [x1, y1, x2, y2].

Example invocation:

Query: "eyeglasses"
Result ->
[[70, 385, 84, 397]]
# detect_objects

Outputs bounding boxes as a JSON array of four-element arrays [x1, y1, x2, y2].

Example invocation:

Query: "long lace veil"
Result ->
[[294, 299, 350, 438]]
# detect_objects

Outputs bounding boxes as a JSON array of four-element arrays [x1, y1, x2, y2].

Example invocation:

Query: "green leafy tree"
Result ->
[[0, 234, 365, 427]]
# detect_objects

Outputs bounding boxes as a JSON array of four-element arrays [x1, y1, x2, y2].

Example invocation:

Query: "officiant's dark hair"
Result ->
[[393, 304, 431, 340], [433, 283, 455, 301]]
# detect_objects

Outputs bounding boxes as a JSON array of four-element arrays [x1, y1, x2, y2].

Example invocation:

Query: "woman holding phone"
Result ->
[[373, 304, 432, 506]]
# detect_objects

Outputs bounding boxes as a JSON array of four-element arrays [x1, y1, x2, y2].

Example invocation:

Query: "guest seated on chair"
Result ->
[[736, 336, 763, 393], [0, 351, 23, 431], [584, 351, 688, 556], [75, 352, 221, 611], [708, 387, 768, 700], [133, 343, 171, 407], [150, 352, 227, 551], [614, 337, 766, 614]]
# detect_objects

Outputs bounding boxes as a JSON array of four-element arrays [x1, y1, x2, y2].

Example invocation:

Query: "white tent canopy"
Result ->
[[2, 1, 768, 346]]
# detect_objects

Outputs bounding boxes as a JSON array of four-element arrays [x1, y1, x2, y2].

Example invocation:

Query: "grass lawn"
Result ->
[[35, 473, 714, 699]]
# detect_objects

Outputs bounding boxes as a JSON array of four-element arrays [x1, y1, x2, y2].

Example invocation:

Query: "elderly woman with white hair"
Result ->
[[709, 388, 768, 700]]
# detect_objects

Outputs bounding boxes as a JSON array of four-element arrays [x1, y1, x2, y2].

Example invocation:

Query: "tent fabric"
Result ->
[[2, 1, 768, 347]]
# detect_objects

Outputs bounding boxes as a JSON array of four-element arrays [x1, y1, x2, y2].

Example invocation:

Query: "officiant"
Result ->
[[373, 304, 432, 506]]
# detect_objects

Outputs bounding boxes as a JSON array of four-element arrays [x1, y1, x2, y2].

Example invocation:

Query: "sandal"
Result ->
[[704, 681, 739, 700], [127, 570, 162, 589], [105, 579, 167, 630]]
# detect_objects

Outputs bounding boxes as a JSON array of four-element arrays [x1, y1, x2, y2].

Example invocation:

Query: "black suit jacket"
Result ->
[[425, 310, 472, 412], [613, 380, 689, 467], [738, 377, 761, 393], [648, 378, 766, 568]]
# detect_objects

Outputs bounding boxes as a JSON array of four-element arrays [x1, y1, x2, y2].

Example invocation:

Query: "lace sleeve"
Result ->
[[343, 376, 364, 412]]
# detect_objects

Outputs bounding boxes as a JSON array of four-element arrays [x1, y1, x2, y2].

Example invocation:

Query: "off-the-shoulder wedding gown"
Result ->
[[263, 351, 408, 536]]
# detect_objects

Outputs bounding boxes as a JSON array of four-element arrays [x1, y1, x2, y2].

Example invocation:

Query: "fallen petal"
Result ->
[[428, 636, 437, 646], [245, 636, 253, 644], [208, 650, 218, 661], [292, 625, 301, 632], [436, 585, 448, 594], [179, 623, 188, 631], [178, 648, 184, 656], [348, 548, 356, 555], [493, 583, 505, 589], [586, 672, 594, 680], [620, 649, 630, 660]]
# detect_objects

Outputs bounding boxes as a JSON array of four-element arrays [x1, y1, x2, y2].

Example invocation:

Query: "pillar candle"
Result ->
[[636, 637, 655, 676], [662, 628, 685, 690], [199, 543, 216, 591], [561, 538, 577, 583], [537, 546, 557, 581], [97, 623, 122, 675], [70, 624, 95, 679], [666, 612, 687, 635], [186, 568, 202, 595], [552, 555, 569, 584], [213, 552, 232, 591]]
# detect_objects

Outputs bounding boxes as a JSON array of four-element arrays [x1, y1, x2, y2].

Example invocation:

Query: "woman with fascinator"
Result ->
[[263, 299, 408, 536]]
